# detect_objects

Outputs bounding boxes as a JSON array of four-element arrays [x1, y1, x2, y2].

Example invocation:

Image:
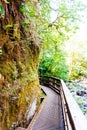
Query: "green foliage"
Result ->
[[38, 0, 85, 81], [69, 54, 87, 79], [19, 4, 25, 13], [25, 2, 36, 18], [0, 2, 4, 16], [67, 40, 87, 80], [39, 47, 69, 80], [38, 0, 50, 22]]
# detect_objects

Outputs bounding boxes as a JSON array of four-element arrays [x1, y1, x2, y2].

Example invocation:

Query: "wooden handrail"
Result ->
[[40, 76, 87, 130], [61, 79, 87, 130], [40, 76, 60, 94]]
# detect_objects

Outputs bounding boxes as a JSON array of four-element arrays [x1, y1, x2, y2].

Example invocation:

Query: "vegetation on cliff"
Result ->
[[0, 0, 40, 129]]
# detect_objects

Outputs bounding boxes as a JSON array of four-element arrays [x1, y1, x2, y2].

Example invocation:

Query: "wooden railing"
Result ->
[[40, 76, 61, 94], [40, 76, 87, 130]]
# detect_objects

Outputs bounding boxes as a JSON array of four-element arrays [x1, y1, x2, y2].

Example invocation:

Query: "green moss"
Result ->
[[0, 61, 18, 83], [0, 40, 40, 129]]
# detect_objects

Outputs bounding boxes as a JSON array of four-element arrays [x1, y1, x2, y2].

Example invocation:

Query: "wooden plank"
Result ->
[[61, 80, 87, 130]]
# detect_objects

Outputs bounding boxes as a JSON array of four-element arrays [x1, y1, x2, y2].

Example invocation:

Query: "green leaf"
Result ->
[[0, 3, 4, 16], [19, 4, 24, 13], [3, 24, 13, 30]]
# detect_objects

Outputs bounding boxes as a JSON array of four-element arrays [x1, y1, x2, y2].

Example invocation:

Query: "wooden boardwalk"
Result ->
[[16, 77, 87, 130], [28, 86, 65, 130]]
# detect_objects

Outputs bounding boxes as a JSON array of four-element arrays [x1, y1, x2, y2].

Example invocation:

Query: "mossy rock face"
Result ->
[[0, 37, 40, 129], [0, 0, 41, 129]]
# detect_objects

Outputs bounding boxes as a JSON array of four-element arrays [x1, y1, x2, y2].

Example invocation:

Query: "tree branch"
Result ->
[[48, 14, 64, 27]]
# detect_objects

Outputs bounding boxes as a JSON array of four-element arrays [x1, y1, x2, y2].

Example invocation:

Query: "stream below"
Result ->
[[66, 77, 87, 119]]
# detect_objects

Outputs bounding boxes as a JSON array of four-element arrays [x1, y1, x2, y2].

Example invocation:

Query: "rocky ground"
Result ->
[[66, 77, 87, 119]]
